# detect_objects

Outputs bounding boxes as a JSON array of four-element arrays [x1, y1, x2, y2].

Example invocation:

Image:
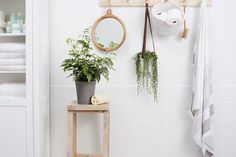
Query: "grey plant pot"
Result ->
[[75, 81, 96, 104]]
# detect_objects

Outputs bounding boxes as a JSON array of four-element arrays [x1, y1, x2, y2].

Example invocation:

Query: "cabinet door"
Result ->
[[0, 107, 27, 157]]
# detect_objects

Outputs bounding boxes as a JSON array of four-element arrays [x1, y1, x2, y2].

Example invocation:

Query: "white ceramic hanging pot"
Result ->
[[151, 0, 184, 36]]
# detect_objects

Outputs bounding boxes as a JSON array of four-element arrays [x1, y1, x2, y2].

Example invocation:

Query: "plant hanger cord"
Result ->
[[135, 1, 158, 102], [142, 2, 156, 55], [107, 0, 112, 12]]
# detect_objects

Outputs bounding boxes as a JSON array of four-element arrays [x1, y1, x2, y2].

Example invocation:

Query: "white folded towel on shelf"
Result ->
[[91, 95, 109, 105], [0, 58, 25, 65], [0, 53, 25, 59], [0, 83, 26, 97], [0, 65, 26, 71], [0, 43, 26, 53]]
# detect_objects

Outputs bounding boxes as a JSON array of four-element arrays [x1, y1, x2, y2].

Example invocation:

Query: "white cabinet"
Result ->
[[0, 107, 27, 157], [0, 0, 49, 157]]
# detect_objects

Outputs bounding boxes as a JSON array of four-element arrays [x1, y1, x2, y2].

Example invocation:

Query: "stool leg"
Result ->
[[70, 112, 77, 157], [103, 111, 110, 157]]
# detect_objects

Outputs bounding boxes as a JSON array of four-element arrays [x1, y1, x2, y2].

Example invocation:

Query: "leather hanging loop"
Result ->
[[142, 3, 148, 54], [147, 4, 156, 53], [142, 2, 156, 54]]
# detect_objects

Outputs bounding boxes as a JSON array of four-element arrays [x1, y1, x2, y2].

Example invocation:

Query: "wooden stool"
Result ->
[[67, 101, 110, 157]]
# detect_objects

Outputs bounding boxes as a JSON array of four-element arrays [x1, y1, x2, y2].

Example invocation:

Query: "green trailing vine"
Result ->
[[97, 41, 119, 50], [135, 51, 158, 102]]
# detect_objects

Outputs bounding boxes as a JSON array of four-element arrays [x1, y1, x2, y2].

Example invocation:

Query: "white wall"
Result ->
[[49, 0, 236, 157]]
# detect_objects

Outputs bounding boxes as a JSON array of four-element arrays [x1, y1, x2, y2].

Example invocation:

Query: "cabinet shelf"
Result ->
[[0, 33, 25, 37], [0, 71, 26, 74], [0, 96, 26, 107]]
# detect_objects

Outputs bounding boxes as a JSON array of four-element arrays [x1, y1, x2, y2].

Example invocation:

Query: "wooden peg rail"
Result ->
[[100, 0, 212, 7]]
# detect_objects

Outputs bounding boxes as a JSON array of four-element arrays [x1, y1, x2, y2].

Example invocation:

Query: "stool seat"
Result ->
[[68, 101, 109, 112], [77, 153, 102, 157]]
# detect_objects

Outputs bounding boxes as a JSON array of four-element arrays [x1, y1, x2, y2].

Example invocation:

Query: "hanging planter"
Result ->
[[151, 0, 184, 36], [135, 2, 158, 102], [135, 51, 158, 101]]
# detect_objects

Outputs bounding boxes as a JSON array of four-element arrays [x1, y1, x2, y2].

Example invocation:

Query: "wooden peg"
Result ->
[[181, 21, 189, 39], [181, 0, 189, 39]]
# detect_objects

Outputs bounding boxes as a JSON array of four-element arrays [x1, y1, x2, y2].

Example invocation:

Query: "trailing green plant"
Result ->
[[61, 28, 114, 82], [97, 41, 118, 50], [135, 51, 158, 102]]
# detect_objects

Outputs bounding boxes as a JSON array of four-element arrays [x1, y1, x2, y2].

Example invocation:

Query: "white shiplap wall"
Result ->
[[49, 0, 236, 157], [50, 86, 236, 157]]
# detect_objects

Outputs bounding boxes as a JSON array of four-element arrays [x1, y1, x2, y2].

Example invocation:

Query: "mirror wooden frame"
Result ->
[[92, 10, 126, 52]]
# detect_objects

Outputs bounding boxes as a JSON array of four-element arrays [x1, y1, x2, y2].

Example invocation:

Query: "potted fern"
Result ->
[[61, 28, 114, 104]]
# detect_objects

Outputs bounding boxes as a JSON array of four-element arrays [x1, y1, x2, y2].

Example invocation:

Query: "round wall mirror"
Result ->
[[92, 10, 126, 52]]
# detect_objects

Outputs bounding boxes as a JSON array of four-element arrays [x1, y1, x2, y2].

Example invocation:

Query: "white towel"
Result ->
[[190, 0, 214, 157], [0, 43, 26, 53], [0, 53, 25, 59], [0, 83, 26, 97], [0, 58, 25, 65], [91, 95, 109, 105], [0, 65, 26, 71]]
